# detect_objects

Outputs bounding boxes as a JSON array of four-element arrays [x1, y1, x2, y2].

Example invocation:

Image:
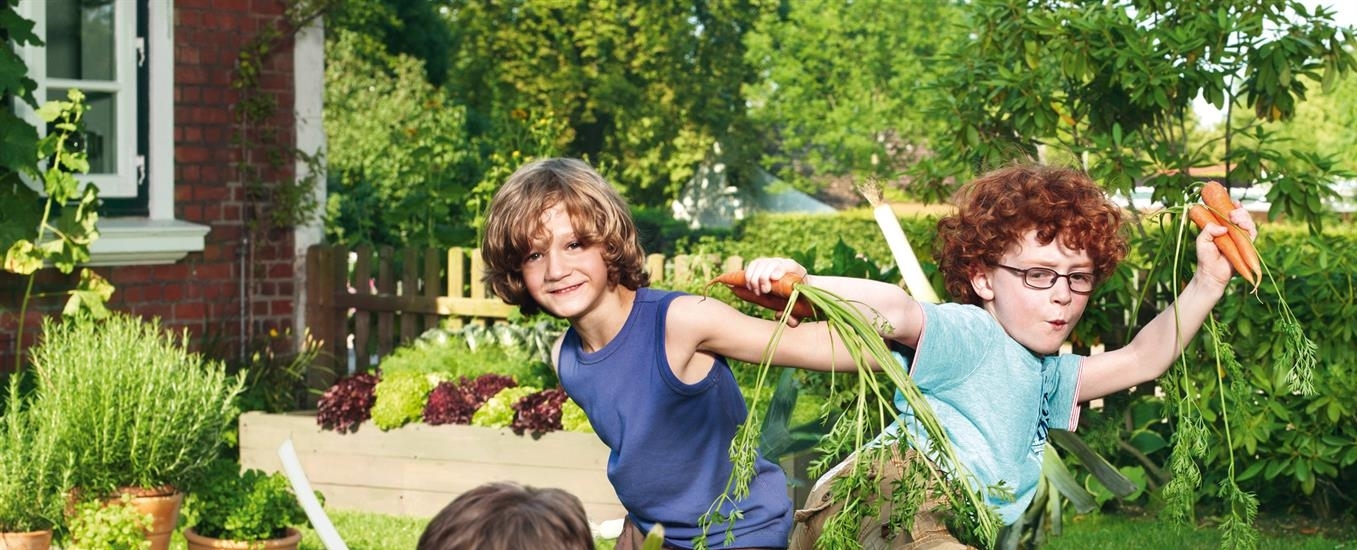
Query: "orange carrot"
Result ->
[[708, 270, 817, 319], [1188, 204, 1257, 287], [1200, 181, 1262, 287]]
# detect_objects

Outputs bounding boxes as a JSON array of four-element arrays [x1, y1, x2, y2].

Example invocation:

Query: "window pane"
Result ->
[[49, 88, 117, 175], [46, 0, 116, 81]]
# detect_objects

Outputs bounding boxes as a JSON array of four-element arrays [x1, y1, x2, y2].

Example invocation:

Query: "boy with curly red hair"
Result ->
[[773, 164, 1256, 549]]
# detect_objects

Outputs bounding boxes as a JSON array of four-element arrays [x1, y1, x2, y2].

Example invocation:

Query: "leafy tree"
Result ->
[[1252, 71, 1357, 173], [439, 1, 770, 207], [743, 0, 964, 195], [327, 0, 454, 86], [919, 0, 1356, 234], [323, 30, 480, 249]]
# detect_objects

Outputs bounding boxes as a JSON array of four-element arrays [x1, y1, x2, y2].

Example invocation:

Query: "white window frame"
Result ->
[[15, 0, 206, 266]]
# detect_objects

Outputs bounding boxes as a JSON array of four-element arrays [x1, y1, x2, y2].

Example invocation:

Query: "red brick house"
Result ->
[[1, 0, 325, 369]]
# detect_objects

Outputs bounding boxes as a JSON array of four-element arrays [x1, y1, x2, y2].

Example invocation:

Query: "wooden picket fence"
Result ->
[[303, 244, 745, 398]]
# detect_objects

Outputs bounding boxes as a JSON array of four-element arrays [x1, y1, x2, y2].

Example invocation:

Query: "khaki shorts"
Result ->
[[788, 446, 976, 550]]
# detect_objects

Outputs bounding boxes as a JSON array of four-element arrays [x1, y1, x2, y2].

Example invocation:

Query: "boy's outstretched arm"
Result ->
[[739, 257, 924, 348], [1078, 206, 1257, 401]]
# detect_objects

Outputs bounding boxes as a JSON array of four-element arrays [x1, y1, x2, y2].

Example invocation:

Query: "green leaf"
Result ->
[[1049, 429, 1138, 498], [3, 240, 41, 274], [34, 100, 65, 122], [641, 523, 666, 550], [1041, 443, 1097, 513], [0, 111, 38, 175]]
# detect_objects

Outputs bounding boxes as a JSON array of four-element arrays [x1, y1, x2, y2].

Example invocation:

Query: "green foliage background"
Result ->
[[673, 210, 1357, 523]]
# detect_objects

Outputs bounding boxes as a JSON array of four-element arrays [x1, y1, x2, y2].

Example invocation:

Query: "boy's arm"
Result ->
[[739, 257, 924, 348], [1077, 206, 1255, 401]]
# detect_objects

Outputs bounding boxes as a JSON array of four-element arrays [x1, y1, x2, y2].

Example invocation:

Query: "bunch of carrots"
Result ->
[[703, 270, 1001, 549], [1187, 180, 1262, 290]]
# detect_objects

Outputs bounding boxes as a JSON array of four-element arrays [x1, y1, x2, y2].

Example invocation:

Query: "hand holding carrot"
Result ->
[[740, 257, 809, 295], [708, 258, 816, 325], [1188, 181, 1260, 289]]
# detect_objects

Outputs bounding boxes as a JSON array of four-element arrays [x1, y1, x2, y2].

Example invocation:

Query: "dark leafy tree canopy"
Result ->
[[918, 0, 1356, 231], [321, 0, 1356, 249], [437, 1, 770, 207]]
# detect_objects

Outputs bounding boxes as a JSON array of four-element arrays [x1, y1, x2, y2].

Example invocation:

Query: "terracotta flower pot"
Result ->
[[120, 487, 184, 550], [0, 530, 53, 550], [184, 527, 302, 550]]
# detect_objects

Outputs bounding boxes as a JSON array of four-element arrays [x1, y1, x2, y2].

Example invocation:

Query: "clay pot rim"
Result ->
[[183, 526, 303, 546]]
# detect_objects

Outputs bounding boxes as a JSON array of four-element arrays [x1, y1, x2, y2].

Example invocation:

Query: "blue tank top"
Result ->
[[558, 288, 792, 549]]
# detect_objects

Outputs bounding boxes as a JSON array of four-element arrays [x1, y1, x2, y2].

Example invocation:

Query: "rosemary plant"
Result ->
[[24, 314, 245, 497], [0, 373, 71, 533]]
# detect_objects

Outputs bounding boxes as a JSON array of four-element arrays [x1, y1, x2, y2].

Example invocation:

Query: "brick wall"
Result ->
[[0, 0, 300, 370]]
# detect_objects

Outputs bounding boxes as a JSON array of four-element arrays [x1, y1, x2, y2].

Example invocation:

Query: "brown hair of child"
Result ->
[[481, 158, 650, 315], [416, 481, 596, 550]]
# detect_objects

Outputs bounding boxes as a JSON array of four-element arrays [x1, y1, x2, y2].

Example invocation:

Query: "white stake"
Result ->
[[278, 439, 350, 550], [860, 182, 941, 304]]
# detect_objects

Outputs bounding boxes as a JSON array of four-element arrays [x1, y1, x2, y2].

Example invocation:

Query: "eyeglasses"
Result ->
[[991, 263, 1097, 294]]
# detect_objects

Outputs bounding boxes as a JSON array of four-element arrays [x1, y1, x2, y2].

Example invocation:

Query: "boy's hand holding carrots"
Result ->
[[710, 257, 814, 326], [1189, 181, 1260, 290]]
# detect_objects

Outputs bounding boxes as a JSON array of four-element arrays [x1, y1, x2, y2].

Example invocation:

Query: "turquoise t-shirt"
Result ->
[[885, 301, 1082, 524]]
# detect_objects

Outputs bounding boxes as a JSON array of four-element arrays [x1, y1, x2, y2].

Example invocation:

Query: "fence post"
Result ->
[[646, 253, 666, 285], [469, 248, 490, 326], [353, 244, 373, 372], [376, 246, 396, 358], [423, 248, 441, 333], [304, 245, 342, 408], [446, 247, 467, 330], [401, 247, 419, 342]]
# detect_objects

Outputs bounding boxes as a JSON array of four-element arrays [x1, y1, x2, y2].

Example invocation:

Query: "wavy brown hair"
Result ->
[[416, 481, 595, 550], [481, 158, 650, 316], [936, 164, 1128, 305]]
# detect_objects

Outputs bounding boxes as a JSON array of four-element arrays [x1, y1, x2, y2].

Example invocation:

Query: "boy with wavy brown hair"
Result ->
[[481, 157, 912, 549]]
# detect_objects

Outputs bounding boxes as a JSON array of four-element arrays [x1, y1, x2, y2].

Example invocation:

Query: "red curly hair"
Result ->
[[937, 164, 1128, 305]]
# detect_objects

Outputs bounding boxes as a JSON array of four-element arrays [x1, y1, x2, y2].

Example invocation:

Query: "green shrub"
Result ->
[[370, 371, 438, 431], [185, 459, 309, 542], [1073, 222, 1357, 519], [25, 313, 244, 495], [1188, 224, 1357, 516], [678, 209, 942, 276], [377, 326, 556, 389], [0, 373, 68, 533]]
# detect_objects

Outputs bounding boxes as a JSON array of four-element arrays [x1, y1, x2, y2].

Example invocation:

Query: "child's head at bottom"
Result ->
[[417, 481, 597, 550], [936, 164, 1128, 305]]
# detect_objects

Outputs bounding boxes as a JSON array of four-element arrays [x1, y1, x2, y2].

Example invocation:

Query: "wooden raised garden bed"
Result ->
[[237, 411, 625, 522]]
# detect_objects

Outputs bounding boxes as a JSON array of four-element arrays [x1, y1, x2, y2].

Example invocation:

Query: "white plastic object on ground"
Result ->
[[278, 439, 351, 550]]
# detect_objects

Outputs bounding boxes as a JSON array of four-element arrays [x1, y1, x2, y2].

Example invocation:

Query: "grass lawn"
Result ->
[[1042, 512, 1357, 550], [274, 508, 1357, 549]]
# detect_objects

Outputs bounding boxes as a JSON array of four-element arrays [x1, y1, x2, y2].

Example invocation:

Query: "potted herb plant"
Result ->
[[182, 459, 309, 550], [0, 374, 68, 550], [65, 495, 153, 550], [23, 313, 244, 550]]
